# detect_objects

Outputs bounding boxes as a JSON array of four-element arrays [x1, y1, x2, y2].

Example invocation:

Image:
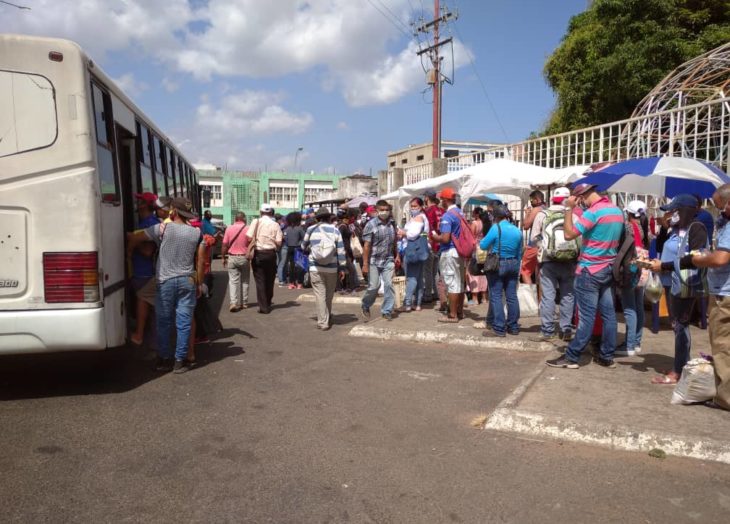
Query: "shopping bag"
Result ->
[[645, 272, 663, 304], [671, 357, 717, 405]]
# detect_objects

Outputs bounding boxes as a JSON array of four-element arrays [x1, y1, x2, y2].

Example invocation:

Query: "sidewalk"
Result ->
[[485, 325, 730, 464], [346, 300, 557, 352]]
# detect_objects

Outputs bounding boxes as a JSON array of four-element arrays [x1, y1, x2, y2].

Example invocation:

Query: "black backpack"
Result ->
[[613, 215, 638, 288]]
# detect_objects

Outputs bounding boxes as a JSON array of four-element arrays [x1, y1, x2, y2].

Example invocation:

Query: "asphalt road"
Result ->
[[2, 270, 730, 523]]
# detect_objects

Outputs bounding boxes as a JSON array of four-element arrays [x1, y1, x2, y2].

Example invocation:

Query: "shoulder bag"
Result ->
[[483, 223, 502, 273], [246, 219, 260, 261]]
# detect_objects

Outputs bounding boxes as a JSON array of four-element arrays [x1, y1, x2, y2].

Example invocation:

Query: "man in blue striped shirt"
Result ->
[[302, 208, 346, 330]]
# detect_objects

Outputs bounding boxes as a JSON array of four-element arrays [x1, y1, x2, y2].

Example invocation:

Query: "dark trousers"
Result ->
[[252, 250, 277, 313]]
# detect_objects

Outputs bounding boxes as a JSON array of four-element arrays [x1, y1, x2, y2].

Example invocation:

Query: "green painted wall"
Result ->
[[198, 170, 340, 224]]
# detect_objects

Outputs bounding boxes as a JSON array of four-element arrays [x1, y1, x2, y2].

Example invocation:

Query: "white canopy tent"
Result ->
[[382, 159, 571, 205]]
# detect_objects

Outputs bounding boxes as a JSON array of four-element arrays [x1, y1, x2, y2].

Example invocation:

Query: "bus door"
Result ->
[[91, 82, 126, 347]]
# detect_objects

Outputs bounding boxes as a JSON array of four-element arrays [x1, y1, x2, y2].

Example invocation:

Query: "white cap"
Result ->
[[553, 187, 570, 199], [260, 203, 273, 213], [625, 200, 647, 217]]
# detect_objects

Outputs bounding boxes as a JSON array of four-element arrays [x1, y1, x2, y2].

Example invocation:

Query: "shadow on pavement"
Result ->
[[189, 341, 245, 371]]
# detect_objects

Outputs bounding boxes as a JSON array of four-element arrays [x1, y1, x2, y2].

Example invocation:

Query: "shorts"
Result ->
[[132, 276, 157, 306], [439, 252, 465, 294]]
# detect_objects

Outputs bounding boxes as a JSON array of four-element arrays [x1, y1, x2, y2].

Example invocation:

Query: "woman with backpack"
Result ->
[[649, 194, 709, 385], [617, 200, 650, 357], [399, 198, 430, 312], [480, 205, 523, 337]]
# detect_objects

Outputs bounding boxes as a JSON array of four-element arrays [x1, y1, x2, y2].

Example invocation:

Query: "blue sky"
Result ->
[[2, 0, 589, 174]]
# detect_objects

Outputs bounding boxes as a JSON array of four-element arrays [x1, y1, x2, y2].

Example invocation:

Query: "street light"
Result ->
[[294, 146, 304, 171]]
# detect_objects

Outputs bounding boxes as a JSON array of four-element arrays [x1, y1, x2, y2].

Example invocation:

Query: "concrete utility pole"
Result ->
[[416, 0, 456, 160]]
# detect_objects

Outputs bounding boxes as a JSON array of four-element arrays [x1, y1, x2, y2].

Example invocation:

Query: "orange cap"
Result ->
[[437, 187, 457, 200]]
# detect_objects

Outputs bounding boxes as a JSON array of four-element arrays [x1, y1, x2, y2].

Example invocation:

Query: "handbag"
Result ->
[[483, 224, 502, 274], [350, 234, 364, 258], [246, 219, 260, 261], [404, 234, 430, 263]]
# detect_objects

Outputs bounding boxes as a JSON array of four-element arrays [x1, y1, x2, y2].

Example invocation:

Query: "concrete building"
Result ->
[[197, 169, 376, 224], [386, 140, 504, 171]]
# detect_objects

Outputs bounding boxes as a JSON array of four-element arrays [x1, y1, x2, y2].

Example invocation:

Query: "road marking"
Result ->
[[400, 370, 441, 381]]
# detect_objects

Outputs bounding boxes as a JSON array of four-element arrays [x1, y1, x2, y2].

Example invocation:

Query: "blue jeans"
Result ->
[[670, 295, 696, 375], [539, 262, 575, 336], [404, 259, 425, 307], [486, 258, 520, 335], [277, 245, 288, 284], [621, 286, 645, 350], [362, 259, 395, 315], [156, 275, 197, 361], [566, 267, 617, 363]]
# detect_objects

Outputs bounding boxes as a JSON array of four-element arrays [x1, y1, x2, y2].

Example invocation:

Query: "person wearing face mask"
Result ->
[[648, 194, 709, 385], [546, 183, 624, 370], [691, 183, 730, 409], [656, 208, 681, 319], [399, 198, 429, 312], [361, 200, 400, 321]]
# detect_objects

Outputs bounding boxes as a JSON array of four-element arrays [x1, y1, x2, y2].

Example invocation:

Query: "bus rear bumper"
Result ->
[[0, 308, 107, 355]]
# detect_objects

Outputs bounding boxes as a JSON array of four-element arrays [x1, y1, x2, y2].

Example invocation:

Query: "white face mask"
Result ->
[[378, 210, 390, 220], [410, 209, 420, 217]]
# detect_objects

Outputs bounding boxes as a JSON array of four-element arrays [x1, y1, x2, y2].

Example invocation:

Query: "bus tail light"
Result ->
[[43, 252, 100, 303]]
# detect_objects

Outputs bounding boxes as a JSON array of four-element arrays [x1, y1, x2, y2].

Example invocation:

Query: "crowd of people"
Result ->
[[126, 182, 730, 410]]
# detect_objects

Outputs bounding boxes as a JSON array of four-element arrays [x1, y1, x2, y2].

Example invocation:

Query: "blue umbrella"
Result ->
[[577, 156, 730, 198]]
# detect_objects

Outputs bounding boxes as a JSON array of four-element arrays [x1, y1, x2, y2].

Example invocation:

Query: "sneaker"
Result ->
[[593, 357, 616, 368], [538, 333, 557, 341], [634, 346, 642, 354], [173, 359, 188, 374], [361, 307, 371, 322], [382, 313, 392, 321], [614, 348, 636, 357], [560, 331, 574, 342], [229, 304, 239, 312], [482, 329, 506, 338], [546, 355, 579, 369]]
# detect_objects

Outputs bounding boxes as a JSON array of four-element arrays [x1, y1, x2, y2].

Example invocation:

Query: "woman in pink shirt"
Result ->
[[222, 212, 251, 312]]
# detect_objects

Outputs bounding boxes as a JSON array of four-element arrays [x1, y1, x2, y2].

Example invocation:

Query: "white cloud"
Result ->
[[336, 121, 349, 130], [176, 90, 313, 170], [161, 77, 179, 93], [112, 73, 148, 98], [0, 0, 469, 107]]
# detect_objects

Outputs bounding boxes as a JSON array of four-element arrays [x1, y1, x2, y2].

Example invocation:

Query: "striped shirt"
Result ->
[[302, 222, 346, 274], [362, 217, 397, 267], [573, 196, 624, 274]]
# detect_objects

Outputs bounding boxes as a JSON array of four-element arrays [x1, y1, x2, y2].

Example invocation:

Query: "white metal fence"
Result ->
[[447, 97, 730, 174]]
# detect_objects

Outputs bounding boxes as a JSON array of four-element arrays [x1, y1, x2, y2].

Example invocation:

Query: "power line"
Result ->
[[447, 18, 511, 143], [364, 0, 411, 38], [373, 0, 412, 35], [0, 0, 31, 9]]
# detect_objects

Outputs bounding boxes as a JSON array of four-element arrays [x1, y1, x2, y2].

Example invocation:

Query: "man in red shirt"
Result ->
[[423, 190, 443, 304]]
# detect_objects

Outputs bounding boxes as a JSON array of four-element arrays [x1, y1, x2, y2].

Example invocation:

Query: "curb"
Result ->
[[347, 325, 557, 352], [298, 293, 380, 305], [484, 364, 730, 465]]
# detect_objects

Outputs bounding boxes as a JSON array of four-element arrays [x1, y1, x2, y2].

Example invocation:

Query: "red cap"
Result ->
[[437, 187, 457, 200], [365, 205, 376, 213], [135, 192, 158, 204], [189, 219, 202, 229]]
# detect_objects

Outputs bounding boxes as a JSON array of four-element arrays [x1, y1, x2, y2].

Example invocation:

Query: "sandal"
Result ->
[[651, 373, 678, 385], [438, 316, 459, 323], [129, 334, 143, 346]]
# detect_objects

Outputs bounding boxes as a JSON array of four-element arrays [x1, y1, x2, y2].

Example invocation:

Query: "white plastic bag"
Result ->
[[645, 272, 663, 304], [671, 358, 717, 405]]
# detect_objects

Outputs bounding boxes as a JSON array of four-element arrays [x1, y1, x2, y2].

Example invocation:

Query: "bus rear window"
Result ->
[[0, 70, 57, 158]]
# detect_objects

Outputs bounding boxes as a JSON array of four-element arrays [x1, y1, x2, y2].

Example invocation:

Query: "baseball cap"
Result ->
[[424, 189, 437, 199], [552, 187, 571, 204], [660, 194, 699, 212], [135, 192, 158, 204], [625, 200, 647, 217], [315, 207, 332, 218], [571, 183, 598, 197], [260, 203, 273, 213], [170, 197, 195, 219], [437, 187, 457, 200], [155, 196, 171, 210], [365, 205, 376, 214]]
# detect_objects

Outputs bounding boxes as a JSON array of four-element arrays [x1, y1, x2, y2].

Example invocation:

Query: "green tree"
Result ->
[[543, 0, 730, 134]]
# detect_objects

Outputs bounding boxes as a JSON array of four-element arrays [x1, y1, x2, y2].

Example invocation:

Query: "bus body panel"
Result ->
[[0, 34, 199, 354], [0, 307, 105, 354]]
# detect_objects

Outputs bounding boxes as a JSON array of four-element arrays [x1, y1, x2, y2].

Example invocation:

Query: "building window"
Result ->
[[200, 183, 223, 207], [269, 181, 299, 209], [389, 161, 396, 167], [416, 154, 424, 161], [401, 158, 407, 164], [304, 182, 333, 204]]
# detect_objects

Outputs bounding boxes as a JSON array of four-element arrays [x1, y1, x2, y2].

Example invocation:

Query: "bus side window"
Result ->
[[91, 83, 119, 203], [136, 122, 154, 194]]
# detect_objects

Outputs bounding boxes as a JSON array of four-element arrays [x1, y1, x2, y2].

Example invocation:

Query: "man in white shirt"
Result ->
[[247, 204, 283, 314]]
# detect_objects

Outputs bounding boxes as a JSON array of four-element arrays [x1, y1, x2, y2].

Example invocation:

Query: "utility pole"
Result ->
[[416, 1, 456, 160]]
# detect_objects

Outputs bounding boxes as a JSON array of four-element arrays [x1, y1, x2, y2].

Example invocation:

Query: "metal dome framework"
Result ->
[[627, 42, 730, 163]]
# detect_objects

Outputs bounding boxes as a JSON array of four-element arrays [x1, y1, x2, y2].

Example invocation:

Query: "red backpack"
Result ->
[[448, 210, 476, 259]]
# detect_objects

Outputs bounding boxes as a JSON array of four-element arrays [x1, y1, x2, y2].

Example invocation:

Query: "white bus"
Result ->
[[0, 34, 199, 354]]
